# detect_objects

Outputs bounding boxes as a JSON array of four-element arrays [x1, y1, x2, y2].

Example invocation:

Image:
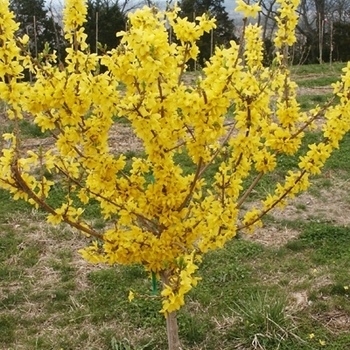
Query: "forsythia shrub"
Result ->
[[1, 0, 350, 323]]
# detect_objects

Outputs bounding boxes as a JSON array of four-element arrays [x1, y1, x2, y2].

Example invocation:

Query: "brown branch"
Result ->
[[184, 124, 196, 142], [11, 161, 104, 241], [237, 169, 307, 231], [236, 171, 264, 209], [220, 170, 225, 206], [177, 157, 203, 211], [236, 17, 247, 65], [198, 121, 237, 178], [177, 42, 191, 86], [38, 146, 45, 201], [291, 92, 340, 140], [164, 140, 187, 153]]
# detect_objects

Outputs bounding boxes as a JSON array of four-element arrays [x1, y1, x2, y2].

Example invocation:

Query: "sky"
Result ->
[[223, 0, 236, 17]]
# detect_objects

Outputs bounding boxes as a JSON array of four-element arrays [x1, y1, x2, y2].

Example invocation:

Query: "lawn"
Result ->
[[0, 63, 350, 350]]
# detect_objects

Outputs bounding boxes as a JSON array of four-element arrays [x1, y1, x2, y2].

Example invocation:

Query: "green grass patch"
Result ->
[[297, 224, 350, 264], [291, 62, 347, 76], [1, 212, 350, 349], [297, 93, 333, 110], [4, 119, 50, 139], [324, 131, 350, 173], [84, 265, 164, 328], [226, 292, 294, 349], [296, 76, 339, 88], [0, 314, 17, 344], [0, 189, 32, 221]]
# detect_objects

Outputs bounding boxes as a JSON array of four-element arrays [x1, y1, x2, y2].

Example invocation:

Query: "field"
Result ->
[[1, 62, 350, 350]]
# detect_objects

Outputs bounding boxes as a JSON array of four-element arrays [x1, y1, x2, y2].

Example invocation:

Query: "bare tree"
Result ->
[[48, 0, 64, 60]]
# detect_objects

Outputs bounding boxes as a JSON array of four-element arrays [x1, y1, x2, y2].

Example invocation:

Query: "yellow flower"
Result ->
[[319, 340, 326, 346], [128, 291, 135, 302], [235, 0, 261, 18], [18, 34, 29, 45], [309, 333, 315, 339]]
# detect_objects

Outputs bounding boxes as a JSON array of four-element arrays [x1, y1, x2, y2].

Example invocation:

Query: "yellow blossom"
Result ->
[[128, 291, 135, 302], [235, 0, 261, 18]]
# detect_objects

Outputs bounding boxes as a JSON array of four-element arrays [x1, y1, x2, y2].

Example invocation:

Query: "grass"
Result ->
[[4, 213, 350, 349], [2, 118, 50, 139], [296, 76, 339, 88], [1, 65, 350, 349], [291, 62, 345, 111], [290, 62, 347, 76], [297, 93, 334, 111]]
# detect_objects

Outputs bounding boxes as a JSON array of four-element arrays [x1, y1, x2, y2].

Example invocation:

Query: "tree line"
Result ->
[[9, 0, 350, 66], [260, 0, 350, 64]]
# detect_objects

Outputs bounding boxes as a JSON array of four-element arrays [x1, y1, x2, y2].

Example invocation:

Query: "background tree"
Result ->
[[332, 21, 350, 61], [259, 0, 350, 64], [10, 0, 64, 59], [322, 0, 350, 63], [84, 0, 127, 53], [258, 0, 278, 65], [179, 0, 236, 68]]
